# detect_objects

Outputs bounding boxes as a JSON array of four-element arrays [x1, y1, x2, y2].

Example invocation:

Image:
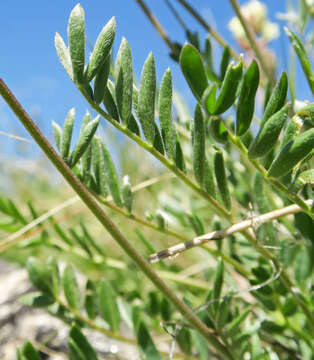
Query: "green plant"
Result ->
[[1, 1, 313, 359]]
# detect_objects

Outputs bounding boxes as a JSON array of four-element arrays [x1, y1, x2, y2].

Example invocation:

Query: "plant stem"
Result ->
[[228, 0, 274, 82], [164, 0, 188, 31], [0, 78, 234, 359], [149, 199, 313, 262], [134, 0, 177, 54], [174, 0, 240, 60]]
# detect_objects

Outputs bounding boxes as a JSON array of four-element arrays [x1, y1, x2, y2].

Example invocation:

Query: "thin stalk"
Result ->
[[149, 199, 313, 262], [0, 78, 234, 359], [229, 133, 314, 218], [174, 0, 240, 60], [164, 0, 188, 31], [134, 0, 177, 54], [229, 0, 274, 82]]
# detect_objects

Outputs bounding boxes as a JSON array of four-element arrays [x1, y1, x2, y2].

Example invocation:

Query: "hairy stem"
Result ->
[[0, 78, 234, 358]]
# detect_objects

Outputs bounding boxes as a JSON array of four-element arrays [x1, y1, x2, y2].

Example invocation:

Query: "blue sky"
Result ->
[[0, 0, 310, 157]]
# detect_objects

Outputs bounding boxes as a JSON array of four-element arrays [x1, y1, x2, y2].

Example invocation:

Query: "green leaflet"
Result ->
[[63, 264, 81, 310], [187, 213, 204, 236], [80, 111, 93, 181], [268, 128, 314, 178], [236, 60, 260, 136], [26, 258, 54, 296], [248, 103, 289, 159], [98, 280, 120, 332], [202, 83, 217, 116], [100, 141, 123, 206], [69, 325, 98, 360], [220, 46, 231, 81], [85, 17, 116, 82], [285, 28, 314, 94], [261, 72, 288, 126], [122, 175, 133, 213], [193, 104, 205, 186], [279, 117, 300, 153], [204, 36, 219, 82], [67, 4, 85, 83], [159, 68, 175, 160], [127, 114, 141, 136], [55, 32, 74, 81], [21, 342, 41, 360], [253, 173, 276, 244], [52, 121, 62, 151], [68, 338, 85, 360], [103, 81, 120, 121], [138, 52, 157, 143], [186, 30, 200, 51], [60, 108, 75, 161], [92, 137, 108, 196], [210, 116, 229, 144], [19, 292, 55, 308], [204, 157, 216, 198], [214, 149, 231, 210], [132, 84, 139, 114], [153, 123, 165, 154], [136, 321, 161, 360], [175, 134, 186, 172], [179, 44, 208, 101], [213, 60, 243, 115], [115, 37, 133, 124], [294, 169, 314, 192], [70, 116, 100, 168], [84, 280, 97, 320], [93, 55, 110, 104], [226, 307, 251, 336]]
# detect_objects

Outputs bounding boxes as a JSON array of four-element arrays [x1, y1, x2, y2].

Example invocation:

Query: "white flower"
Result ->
[[241, 0, 267, 32], [261, 22, 280, 42], [228, 17, 246, 39]]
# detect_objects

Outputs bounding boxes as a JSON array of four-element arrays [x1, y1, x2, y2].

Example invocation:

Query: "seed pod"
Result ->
[[261, 72, 288, 126], [67, 4, 85, 83], [210, 116, 229, 144], [213, 60, 243, 115], [122, 175, 133, 213], [159, 68, 175, 160], [204, 157, 216, 198], [193, 104, 205, 186], [236, 60, 260, 136], [85, 17, 116, 82], [93, 55, 110, 105], [52, 121, 62, 151], [179, 44, 208, 101], [60, 108, 75, 161], [138, 52, 156, 143], [100, 141, 123, 206], [214, 149, 231, 210], [103, 83, 119, 121], [55, 32, 73, 81], [268, 128, 314, 178], [220, 46, 231, 81], [202, 83, 217, 116], [115, 37, 133, 124], [70, 116, 100, 168], [285, 28, 314, 94], [248, 104, 289, 159]]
